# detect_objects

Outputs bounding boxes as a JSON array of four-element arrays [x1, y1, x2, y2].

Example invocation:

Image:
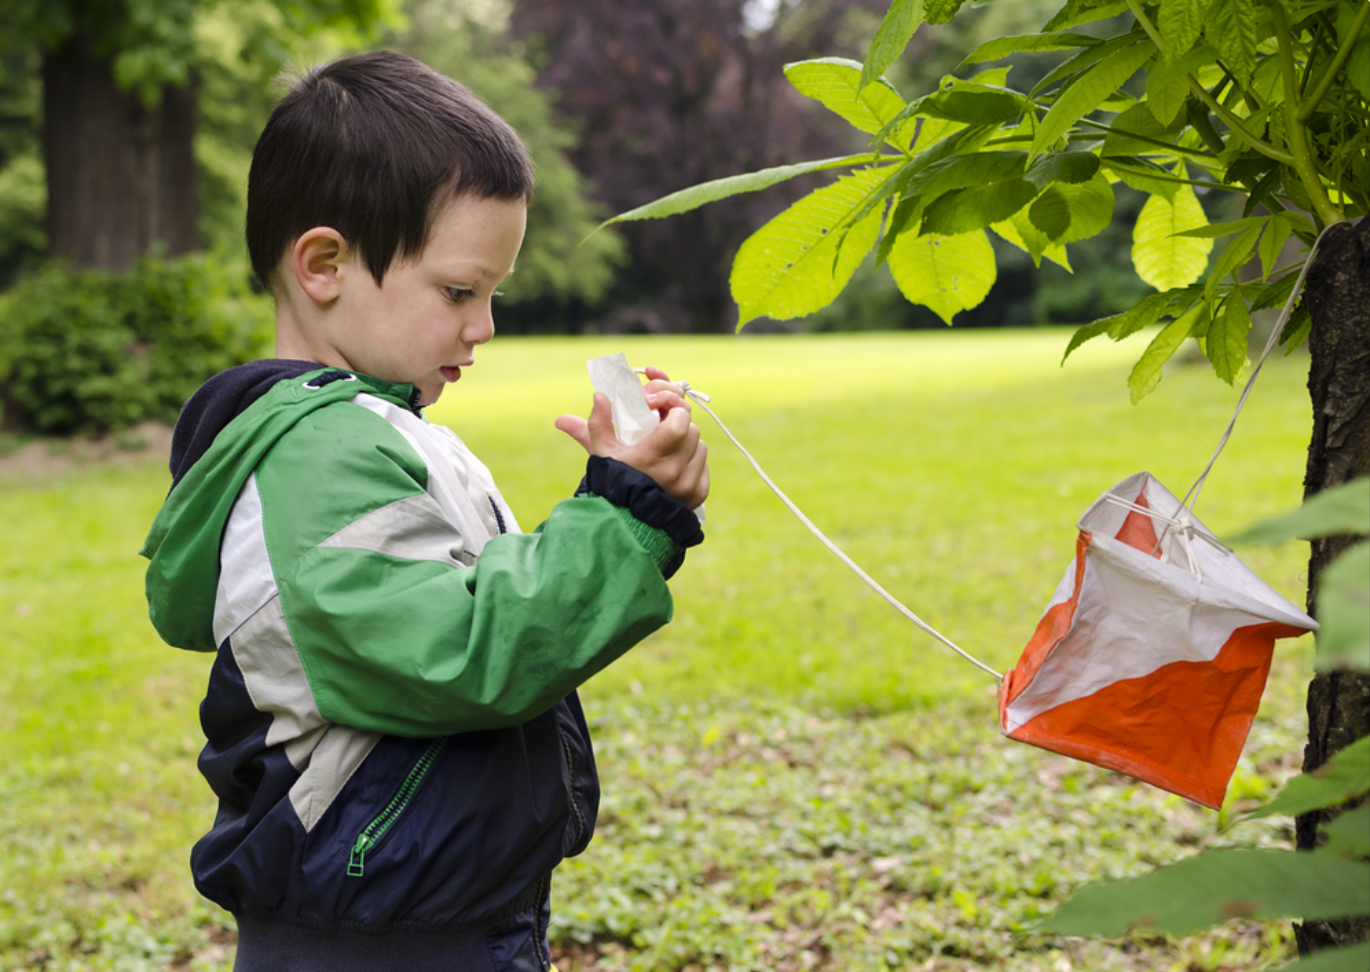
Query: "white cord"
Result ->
[[1178, 220, 1345, 513], [666, 377, 1003, 681], [1155, 220, 1346, 556]]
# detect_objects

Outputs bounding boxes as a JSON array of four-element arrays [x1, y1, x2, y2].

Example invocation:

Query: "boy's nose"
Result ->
[[465, 307, 495, 345]]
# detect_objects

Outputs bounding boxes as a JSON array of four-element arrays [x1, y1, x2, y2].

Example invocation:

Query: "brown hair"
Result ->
[[246, 51, 534, 291]]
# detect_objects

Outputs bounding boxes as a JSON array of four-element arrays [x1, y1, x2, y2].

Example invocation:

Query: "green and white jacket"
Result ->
[[142, 361, 702, 949]]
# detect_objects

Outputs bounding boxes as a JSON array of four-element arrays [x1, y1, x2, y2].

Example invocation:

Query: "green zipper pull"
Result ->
[[348, 833, 371, 877]]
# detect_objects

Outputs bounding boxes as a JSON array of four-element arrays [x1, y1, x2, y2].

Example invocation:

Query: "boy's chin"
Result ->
[[414, 382, 445, 407]]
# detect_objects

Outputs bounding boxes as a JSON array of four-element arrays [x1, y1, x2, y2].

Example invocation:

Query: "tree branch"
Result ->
[[1268, 0, 1345, 225], [1298, 1, 1370, 123]]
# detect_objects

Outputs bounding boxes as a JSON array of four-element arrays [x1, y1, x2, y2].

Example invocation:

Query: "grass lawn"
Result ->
[[0, 329, 1316, 971]]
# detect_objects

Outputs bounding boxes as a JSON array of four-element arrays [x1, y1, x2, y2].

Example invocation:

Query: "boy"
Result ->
[[142, 51, 708, 972]]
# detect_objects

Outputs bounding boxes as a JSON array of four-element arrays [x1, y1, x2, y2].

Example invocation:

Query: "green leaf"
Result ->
[[1061, 317, 1116, 361], [1241, 736, 1370, 821], [1203, 223, 1262, 298], [1033, 40, 1157, 155], [600, 155, 871, 230], [887, 229, 996, 325], [1205, 0, 1259, 85], [1128, 301, 1207, 402], [1258, 214, 1294, 280], [1146, 45, 1215, 126], [1171, 216, 1268, 239], [1028, 187, 1073, 240], [910, 86, 1028, 125], [1251, 270, 1298, 313], [865, 125, 1002, 237], [1024, 151, 1101, 188], [1274, 942, 1370, 972], [785, 58, 915, 145], [1100, 103, 1188, 159], [859, 0, 927, 93], [921, 179, 1039, 236], [1323, 804, 1370, 859], [924, 0, 970, 25], [990, 213, 1072, 270], [1048, 172, 1115, 243], [1044, 849, 1370, 937], [1105, 159, 1182, 200], [1227, 478, 1370, 545], [1032, 31, 1145, 98], [1315, 541, 1370, 672], [961, 31, 1101, 66], [1044, 0, 1131, 32], [1132, 183, 1214, 290], [902, 150, 1029, 220], [1062, 290, 1177, 362], [731, 168, 888, 329], [1207, 292, 1250, 384], [1158, 0, 1206, 57]]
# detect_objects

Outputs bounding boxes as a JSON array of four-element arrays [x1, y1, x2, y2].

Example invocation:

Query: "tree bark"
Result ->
[[42, 34, 199, 270], [1295, 215, 1370, 956]]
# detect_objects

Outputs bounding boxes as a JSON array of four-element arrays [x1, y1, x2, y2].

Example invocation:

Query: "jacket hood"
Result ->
[[142, 361, 417, 652]]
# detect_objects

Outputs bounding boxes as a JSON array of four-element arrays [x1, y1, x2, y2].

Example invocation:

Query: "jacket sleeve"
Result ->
[[257, 403, 684, 737]]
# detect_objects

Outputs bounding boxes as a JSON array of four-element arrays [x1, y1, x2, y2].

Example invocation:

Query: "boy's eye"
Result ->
[[444, 286, 476, 302]]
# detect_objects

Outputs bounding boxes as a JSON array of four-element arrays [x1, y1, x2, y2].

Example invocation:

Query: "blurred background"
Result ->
[[0, 0, 1170, 371]]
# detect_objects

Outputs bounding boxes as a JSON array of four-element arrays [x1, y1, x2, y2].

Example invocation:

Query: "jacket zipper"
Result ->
[[347, 737, 448, 878]]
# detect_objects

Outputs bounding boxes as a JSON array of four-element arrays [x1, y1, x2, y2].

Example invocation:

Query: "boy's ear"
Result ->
[[292, 228, 350, 304]]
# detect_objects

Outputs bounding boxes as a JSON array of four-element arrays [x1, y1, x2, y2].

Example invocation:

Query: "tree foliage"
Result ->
[[613, 0, 1369, 398]]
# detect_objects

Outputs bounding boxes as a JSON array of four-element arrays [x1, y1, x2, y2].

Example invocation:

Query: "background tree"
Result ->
[[510, 0, 889, 332], [0, 0, 393, 272]]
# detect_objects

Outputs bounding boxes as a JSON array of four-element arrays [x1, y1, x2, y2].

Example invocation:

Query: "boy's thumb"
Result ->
[[555, 393, 618, 455], [583, 392, 619, 453]]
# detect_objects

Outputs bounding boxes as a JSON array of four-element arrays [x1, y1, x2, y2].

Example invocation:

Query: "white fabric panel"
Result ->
[[319, 492, 476, 566], [213, 474, 278, 647], [232, 597, 328, 753], [1036, 556, 1078, 622], [349, 395, 521, 553], [288, 724, 383, 832], [1079, 472, 1314, 627]]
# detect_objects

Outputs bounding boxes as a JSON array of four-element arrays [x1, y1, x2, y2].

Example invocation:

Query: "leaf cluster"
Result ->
[[609, 0, 1369, 403]]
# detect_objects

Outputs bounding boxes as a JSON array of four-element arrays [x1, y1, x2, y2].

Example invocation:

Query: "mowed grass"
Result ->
[[0, 330, 1316, 971]]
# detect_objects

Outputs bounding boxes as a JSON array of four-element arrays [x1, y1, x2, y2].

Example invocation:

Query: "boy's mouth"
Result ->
[[440, 366, 462, 382]]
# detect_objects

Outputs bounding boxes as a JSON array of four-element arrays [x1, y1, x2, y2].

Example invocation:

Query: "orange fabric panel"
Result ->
[[999, 532, 1091, 711], [1004, 622, 1303, 808], [1115, 490, 1162, 556]]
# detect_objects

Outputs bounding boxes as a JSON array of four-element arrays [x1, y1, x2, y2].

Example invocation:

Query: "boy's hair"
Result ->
[[246, 51, 534, 292]]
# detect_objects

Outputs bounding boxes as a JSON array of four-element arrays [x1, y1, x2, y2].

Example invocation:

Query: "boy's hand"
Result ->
[[556, 367, 709, 508]]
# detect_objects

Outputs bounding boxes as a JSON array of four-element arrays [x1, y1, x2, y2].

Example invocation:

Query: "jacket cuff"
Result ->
[[579, 456, 704, 548], [609, 505, 684, 578]]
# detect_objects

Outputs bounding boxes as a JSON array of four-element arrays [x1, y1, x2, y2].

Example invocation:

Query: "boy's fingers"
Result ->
[[645, 389, 689, 415]]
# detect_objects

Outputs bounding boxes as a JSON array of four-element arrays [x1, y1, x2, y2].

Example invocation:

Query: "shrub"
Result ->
[[0, 253, 273, 435]]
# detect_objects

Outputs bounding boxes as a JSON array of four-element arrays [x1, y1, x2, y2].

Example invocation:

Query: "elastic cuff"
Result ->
[[578, 456, 704, 548], [609, 505, 684, 577]]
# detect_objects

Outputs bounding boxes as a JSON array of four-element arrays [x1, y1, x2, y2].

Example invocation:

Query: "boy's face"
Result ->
[[330, 193, 527, 406]]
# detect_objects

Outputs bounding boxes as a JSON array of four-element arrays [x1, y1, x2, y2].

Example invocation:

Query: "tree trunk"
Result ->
[[1294, 215, 1370, 956], [42, 34, 199, 271]]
